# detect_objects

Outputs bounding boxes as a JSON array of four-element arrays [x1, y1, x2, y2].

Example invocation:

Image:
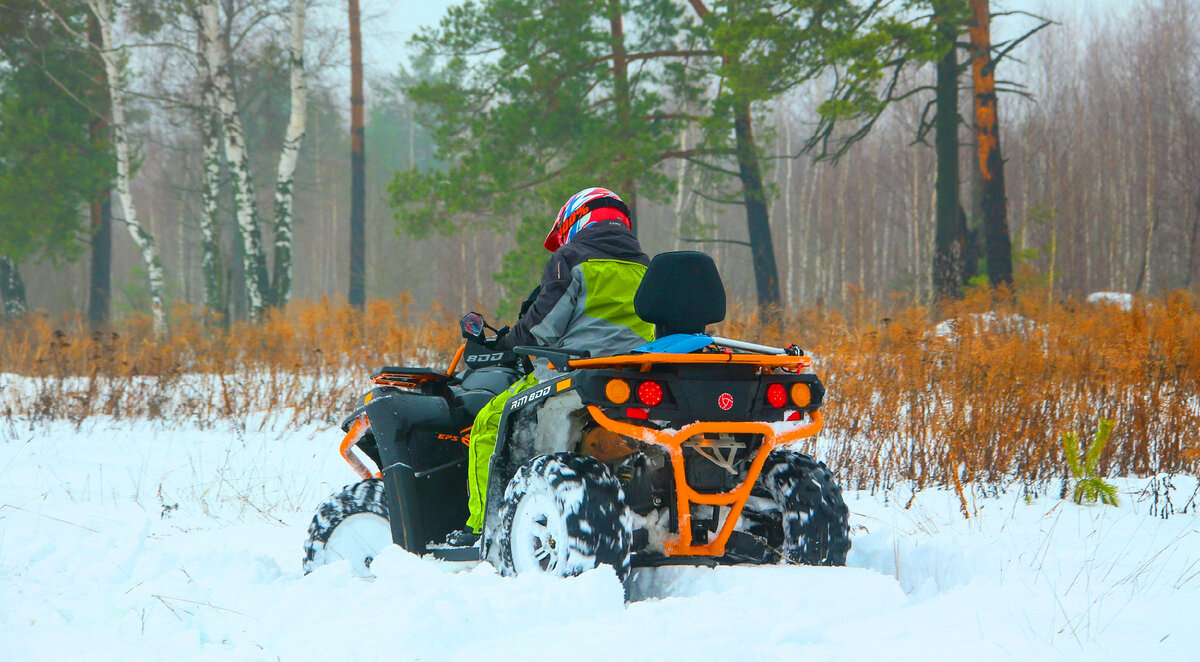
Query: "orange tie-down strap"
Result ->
[[587, 405, 824, 557]]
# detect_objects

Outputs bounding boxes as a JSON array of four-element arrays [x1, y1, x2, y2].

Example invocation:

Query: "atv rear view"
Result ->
[[303, 251, 850, 580]]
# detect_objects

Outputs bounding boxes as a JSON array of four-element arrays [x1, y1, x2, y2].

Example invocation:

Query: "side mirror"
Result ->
[[460, 312, 486, 340]]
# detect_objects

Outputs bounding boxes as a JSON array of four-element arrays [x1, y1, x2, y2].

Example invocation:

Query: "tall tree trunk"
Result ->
[[87, 191, 113, 328], [733, 99, 782, 315], [272, 0, 307, 308], [86, 13, 112, 330], [606, 0, 637, 232], [968, 0, 1013, 288], [199, 99, 226, 317], [1188, 193, 1200, 288], [932, 12, 966, 303], [0, 256, 27, 320], [672, 124, 690, 251], [348, 0, 366, 307], [1136, 89, 1156, 294], [783, 109, 795, 306], [199, 1, 269, 320], [89, 0, 166, 335], [683, 0, 781, 316], [196, 16, 226, 319]]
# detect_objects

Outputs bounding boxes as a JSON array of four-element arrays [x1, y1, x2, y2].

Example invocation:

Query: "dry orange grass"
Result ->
[[720, 287, 1200, 492], [3, 289, 1198, 488], [0, 296, 460, 427]]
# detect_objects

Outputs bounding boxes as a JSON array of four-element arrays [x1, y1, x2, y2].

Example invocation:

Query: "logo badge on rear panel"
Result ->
[[717, 392, 734, 410]]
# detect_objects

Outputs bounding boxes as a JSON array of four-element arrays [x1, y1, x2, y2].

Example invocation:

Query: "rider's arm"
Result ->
[[496, 252, 577, 350]]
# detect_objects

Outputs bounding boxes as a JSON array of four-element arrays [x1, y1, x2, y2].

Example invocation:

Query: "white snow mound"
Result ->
[[2, 419, 1198, 661], [1086, 291, 1134, 311]]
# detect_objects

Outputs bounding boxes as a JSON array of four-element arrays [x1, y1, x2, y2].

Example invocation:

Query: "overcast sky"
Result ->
[[353, 0, 1128, 78]]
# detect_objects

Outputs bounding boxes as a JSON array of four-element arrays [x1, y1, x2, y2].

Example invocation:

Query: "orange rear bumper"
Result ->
[[586, 405, 823, 556]]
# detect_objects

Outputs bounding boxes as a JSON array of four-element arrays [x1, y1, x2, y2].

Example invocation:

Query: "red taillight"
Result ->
[[766, 383, 787, 408], [626, 407, 649, 419], [636, 380, 664, 407]]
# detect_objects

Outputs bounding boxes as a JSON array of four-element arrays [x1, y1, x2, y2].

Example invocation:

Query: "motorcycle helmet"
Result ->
[[543, 187, 631, 252]]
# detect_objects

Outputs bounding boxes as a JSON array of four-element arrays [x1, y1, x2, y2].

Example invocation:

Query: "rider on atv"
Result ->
[[447, 187, 654, 546]]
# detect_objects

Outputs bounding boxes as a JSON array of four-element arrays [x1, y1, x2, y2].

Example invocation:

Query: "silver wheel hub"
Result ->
[[510, 491, 568, 574], [321, 512, 392, 577]]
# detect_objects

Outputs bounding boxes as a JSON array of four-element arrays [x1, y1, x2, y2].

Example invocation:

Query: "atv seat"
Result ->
[[634, 251, 726, 339]]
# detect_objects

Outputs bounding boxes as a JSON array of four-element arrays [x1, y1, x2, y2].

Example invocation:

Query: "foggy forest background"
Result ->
[[5, 0, 1199, 325]]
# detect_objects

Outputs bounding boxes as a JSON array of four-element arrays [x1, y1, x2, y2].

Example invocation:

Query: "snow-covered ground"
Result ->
[[2, 418, 1198, 661]]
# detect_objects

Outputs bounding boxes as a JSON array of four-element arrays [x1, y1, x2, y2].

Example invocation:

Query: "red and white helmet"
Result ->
[[544, 187, 631, 252]]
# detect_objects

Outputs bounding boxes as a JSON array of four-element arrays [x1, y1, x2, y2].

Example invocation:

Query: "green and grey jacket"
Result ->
[[497, 219, 653, 370]]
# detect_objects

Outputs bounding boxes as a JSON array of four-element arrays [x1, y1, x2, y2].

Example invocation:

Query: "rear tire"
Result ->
[[303, 479, 392, 576], [494, 453, 632, 580], [751, 450, 851, 566]]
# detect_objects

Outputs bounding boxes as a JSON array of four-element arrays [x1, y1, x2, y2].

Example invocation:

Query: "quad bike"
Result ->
[[303, 251, 850, 579]]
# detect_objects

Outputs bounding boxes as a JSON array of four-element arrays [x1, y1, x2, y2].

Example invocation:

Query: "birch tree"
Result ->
[[198, 0, 269, 320], [271, 0, 307, 307], [191, 8, 226, 317], [196, 0, 307, 316], [88, 0, 167, 334]]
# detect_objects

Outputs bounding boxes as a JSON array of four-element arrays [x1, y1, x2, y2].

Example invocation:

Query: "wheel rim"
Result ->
[[322, 512, 392, 577], [510, 491, 568, 575]]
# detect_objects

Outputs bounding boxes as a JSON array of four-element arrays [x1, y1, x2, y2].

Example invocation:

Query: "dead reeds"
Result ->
[[3, 290, 1197, 489]]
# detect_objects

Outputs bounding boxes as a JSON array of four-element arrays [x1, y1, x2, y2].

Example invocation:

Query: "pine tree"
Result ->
[[0, 0, 114, 319]]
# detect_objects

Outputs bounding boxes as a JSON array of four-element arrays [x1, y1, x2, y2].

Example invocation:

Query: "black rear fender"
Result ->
[[363, 391, 469, 555]]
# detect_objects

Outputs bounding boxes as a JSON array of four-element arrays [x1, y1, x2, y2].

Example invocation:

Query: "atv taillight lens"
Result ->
[[790, 383, 812, 408], [605, 378, 631, 404], [636, 380, 664, 407], [766, 383, 787, 408]]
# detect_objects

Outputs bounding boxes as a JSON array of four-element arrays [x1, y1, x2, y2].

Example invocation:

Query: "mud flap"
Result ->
[[366, 391, 466, 555]]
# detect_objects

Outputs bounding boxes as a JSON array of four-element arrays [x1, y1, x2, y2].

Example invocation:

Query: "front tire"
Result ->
[[303, 479, 392, 576], [494, 453, 632, 580], [750, 450, 851, 566]]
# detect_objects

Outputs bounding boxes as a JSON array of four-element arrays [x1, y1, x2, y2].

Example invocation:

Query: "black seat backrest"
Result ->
[[635, 251, 726, 338]]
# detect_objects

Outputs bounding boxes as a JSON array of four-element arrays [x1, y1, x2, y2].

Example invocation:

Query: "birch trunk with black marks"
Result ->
[[200, 96, 226, 317], [196, 16, 226, 318], [89, 0, 166, 335], [271, 0, 307, 308], [0, 256, 27, 319], [200, 0, 269, 320]]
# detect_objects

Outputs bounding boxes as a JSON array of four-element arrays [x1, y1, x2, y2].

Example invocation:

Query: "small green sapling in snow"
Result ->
[[1062, 418, 1119, 506]]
